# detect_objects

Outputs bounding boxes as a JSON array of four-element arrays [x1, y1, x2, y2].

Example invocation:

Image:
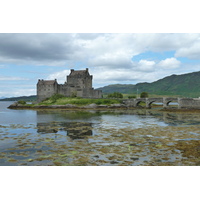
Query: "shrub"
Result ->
[[17, 100, 26, 105], [49, 94, 65, 103], [71, 92, 77, 98], [128, 95, 136, 99], [107, 92, 123, 98], [140, 92, 149, 98]]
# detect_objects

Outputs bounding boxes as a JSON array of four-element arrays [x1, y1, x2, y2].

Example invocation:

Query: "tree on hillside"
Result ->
[[107, 92, 123, 98], [128, 95, 136, 99], [140, 92, 149, 98]]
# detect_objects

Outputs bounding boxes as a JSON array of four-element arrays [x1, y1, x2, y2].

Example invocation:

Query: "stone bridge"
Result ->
[[123, 97, 200, 109]]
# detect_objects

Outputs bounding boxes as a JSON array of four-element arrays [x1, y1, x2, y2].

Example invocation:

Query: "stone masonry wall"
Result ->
[[179, 98, 200, 109], [37, 69, 102, 102]]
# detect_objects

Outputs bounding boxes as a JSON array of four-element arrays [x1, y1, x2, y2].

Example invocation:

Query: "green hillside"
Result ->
[[98, 71, 200, 98], [0, 95, 37, 102]]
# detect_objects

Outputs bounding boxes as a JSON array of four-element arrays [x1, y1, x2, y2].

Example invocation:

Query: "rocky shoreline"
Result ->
[[7, 102, 131, 110], [8, 102, 200, 112]]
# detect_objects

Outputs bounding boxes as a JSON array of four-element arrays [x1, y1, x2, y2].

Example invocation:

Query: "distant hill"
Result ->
[[97, 71, 200, 98], [0, 95, 37, 101]]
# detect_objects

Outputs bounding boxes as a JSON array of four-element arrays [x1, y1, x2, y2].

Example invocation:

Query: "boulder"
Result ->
[[83, 103, 97, 108]]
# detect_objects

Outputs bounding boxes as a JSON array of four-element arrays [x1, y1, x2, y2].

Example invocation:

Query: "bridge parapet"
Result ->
[[123, 97, 200, 109], [178, 98, 200, 109]]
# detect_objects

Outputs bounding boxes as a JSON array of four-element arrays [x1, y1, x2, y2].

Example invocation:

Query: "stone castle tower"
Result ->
[[37, 68, 102, 102]]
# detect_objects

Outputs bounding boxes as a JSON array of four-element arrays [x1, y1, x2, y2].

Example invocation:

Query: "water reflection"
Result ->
[[35, 109, 200, 138], [35, 109, 200, 144], [60, 122, 93, 139], [37, 121, 93, 139], [37, 122, 59, 134]]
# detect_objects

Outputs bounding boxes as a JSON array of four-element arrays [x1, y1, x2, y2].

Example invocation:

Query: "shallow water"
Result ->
[[0, 101, 200, 166]]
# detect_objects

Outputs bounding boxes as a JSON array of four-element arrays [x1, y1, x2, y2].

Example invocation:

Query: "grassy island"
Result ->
[[8, 94, 125, 109], [37, 94, 122, 106]]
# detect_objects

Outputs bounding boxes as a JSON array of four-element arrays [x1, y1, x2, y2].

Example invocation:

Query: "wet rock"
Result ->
[[98, 105, 108, 108], [7, 102, 18, 108], [84, 104, 97, 109], [143, 135, 153, 138], [51, 105, 66, 108], [109, 104, 123, 108], [130, 157, 139, 161], [65, 104, 77, 108], [110, 161, 119, 164], [129, 143, 138, 146], [175, 140, 200, 158], [155, 159, 162, 162]]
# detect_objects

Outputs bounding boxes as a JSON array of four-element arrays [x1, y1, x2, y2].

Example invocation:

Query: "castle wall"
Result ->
[[58, 84, 70, 96], [66, 70, 92, 89], [80, 88, 102, 98], [37, 69, 102, 102], [92, 89, 102, 98], [37, 80, 58, 102], [67, 76, 92, 88]]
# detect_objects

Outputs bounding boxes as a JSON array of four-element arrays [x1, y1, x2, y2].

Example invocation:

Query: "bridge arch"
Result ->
[[165, 100, 179, 108], [163, 98, 179, 108], [147, 101, 163, 108], [135, 98, 146, 107], [146, 98, 163, 108], [136, 101, 146, 107]]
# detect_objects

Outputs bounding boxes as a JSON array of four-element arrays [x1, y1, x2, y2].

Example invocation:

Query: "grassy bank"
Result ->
[[37, 95, 122, 106]]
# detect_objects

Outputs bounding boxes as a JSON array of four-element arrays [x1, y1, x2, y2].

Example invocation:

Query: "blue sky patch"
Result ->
[[132, 51, 176, 62]]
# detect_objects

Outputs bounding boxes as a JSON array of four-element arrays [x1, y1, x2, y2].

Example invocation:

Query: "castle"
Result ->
[[37, 68, 102, 102]]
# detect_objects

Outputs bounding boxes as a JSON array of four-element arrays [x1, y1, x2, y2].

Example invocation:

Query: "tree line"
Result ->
[[107, 91, 149, 99]]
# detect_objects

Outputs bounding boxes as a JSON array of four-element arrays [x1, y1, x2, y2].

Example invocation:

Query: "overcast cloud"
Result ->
[[1, 33, 200, 97]]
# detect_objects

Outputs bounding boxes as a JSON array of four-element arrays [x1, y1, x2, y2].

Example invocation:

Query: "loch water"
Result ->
[[0, 101, 200, 166]]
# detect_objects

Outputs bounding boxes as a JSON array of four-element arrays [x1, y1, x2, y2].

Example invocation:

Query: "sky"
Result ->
[[1, 33, 200, 97]]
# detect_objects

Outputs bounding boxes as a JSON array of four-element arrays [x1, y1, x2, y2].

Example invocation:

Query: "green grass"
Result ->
[[37, 96, 122, 106]]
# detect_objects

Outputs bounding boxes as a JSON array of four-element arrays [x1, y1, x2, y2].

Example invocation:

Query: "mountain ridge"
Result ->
[[97, 71, 200, 98]]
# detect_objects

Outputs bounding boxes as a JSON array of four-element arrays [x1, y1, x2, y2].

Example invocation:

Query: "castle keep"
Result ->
[[37, 68, 102, 102]]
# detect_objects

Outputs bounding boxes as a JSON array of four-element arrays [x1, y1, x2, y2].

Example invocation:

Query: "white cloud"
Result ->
[[175, 42, 200, 60], [90, 66, 159, 87], [0, 76, 29, 81], [1, 33, 200, 67], [158, 57, 181, 69], [137, 60, 156, 72], [88, 52, 133, 69], [47, 70, 70, 83]]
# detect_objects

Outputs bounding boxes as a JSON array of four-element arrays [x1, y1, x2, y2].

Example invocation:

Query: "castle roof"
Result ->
[[69, 68, 90, 77], [38, 79, 57, 85]]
